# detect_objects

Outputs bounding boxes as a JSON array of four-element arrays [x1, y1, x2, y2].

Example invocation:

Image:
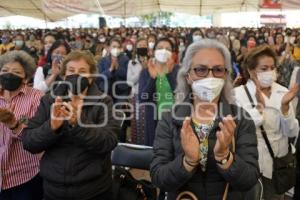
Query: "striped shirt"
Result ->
[[0, 86, 43, 190]]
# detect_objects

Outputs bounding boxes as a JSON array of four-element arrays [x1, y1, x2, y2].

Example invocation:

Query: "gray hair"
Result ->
[[0, 50, 36, 80], [175, 39, 234, 103]]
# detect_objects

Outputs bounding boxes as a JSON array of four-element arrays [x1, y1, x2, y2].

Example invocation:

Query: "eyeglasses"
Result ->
[[192, 65, 227, 78]]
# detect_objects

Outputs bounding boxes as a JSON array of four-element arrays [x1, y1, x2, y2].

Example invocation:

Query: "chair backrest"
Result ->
[[111, 143, 153, 170]]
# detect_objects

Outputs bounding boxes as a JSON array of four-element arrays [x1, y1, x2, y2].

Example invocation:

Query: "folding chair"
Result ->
[[112, 143, 153, 170], [111, 143, 157, 200]]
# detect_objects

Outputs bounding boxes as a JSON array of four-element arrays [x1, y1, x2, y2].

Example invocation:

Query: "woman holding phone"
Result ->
[[33, 39, 71, 92]]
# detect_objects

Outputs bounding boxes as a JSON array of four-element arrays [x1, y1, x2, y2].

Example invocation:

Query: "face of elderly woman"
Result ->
[[64, 58, 92, 95], [187, 48, 227, 102], [188, 48, 227, 81], [65, 58, 92, 78], [0, 62, 26, 91]]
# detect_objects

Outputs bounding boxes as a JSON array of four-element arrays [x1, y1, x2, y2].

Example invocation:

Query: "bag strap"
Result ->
[[243, 85, 275, 159], [176, 191, 198, 200]]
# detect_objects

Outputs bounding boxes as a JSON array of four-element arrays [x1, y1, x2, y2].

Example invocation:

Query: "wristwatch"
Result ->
[[216, 152, 231, 165]]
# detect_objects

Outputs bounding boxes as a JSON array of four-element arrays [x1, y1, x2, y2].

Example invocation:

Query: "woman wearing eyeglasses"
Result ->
[[234, 45, 299, 200], [150, 39, 259, 200]]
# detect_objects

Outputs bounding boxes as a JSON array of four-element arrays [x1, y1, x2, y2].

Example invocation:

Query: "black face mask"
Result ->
[[136, 47, 148, 57], [0, 73, 23, 91], [65, 74, 89, 95]]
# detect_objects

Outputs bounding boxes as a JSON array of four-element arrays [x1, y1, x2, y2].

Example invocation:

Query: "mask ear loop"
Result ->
[[187, 72, 195, 83], [187, 72, 195, 101]]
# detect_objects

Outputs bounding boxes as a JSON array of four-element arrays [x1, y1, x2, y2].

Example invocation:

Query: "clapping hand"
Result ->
[[214, 115, 236, 160], [281, 84, 299, 115], [0, 103, 17, 129], [181, 117, 200, 163]]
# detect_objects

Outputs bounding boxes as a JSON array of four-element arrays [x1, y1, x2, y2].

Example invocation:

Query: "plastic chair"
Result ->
[[111, 143, 153, 170], [111, 143, 156, 200]]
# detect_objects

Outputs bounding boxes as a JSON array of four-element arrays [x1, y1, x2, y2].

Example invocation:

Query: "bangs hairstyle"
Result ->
[[61, 51, 97, 76], [242, 45, 277, 81], [0, 50, 36, 80], [154, 37, 175, 52], [46, 39, 71, 64]]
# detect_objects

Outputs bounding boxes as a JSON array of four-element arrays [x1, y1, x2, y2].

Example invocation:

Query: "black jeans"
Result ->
[[0, 175, 43, 200]]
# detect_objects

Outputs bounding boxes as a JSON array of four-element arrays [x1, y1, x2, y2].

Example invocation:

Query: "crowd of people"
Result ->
[[0, 26, 300, 200]]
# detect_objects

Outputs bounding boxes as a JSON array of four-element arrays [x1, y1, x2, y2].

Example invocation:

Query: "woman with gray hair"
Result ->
[[150, 39, 259, 199], [0, 50, 43, 200]]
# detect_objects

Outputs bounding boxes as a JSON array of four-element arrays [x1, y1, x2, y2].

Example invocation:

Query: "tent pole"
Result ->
[[158, 11, 160, 26], [199, 0, 202, 16], [44, 13, 48, 29], [123, 0, 126, 26]]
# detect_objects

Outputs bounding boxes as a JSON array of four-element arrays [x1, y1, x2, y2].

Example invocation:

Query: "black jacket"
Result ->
[[22, 83, 120, 200], [150, 96, 259, 200]]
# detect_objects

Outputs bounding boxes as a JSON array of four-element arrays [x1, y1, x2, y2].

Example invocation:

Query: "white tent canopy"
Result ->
[[0, 0, 299, 22]]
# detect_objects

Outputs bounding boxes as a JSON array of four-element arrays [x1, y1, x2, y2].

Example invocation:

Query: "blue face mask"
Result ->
[[51, 54, 64, 64], [15, 40, 24, 47], [1, 38, 8, 44]]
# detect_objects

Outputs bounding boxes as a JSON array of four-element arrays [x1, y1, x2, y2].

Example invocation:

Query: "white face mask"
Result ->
[[179, 43, 185, 51], [257, 70, 277, 88], [99, 37, 106, 43], [191, 77, 225, 102], [290, 37, 296, 44], [110, 48, 120, 57], [148, 42, 155, 49], [154, 49, 172, 63], [193, 35, 202, 42], [230, 36, 235, 41], [126, 44, 133, 51]]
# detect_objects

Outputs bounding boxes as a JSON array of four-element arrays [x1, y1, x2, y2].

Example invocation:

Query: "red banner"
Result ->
[[260, 0, 282, 9]]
